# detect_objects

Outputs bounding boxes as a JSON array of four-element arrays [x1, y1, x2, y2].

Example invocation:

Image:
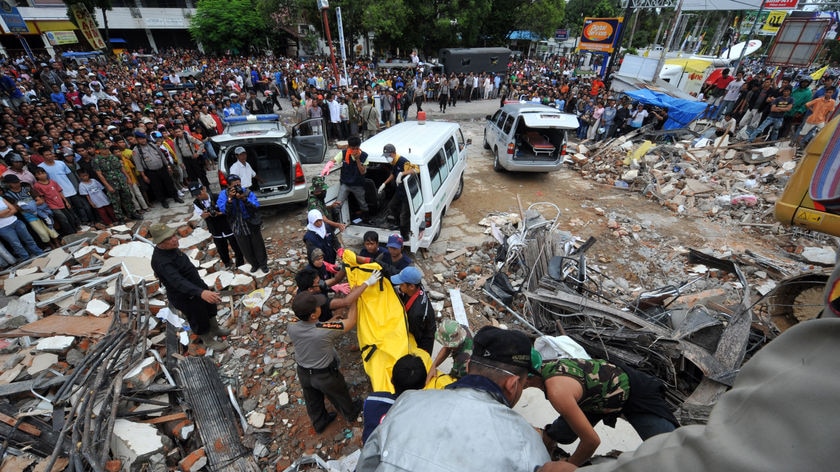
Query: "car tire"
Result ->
[[454, 175, 464, 200], [494, 148, 504, 172], [483, 131, 490, 150]]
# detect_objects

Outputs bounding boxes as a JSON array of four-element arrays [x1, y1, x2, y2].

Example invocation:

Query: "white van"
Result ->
[[331, 121, 468, 252]]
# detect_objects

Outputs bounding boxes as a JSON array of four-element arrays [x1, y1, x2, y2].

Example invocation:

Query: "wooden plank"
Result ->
[[140, 411, 188, 425], [444, 248, 468, 261], [0, 314, 112, 339], [0, 411, 42, 436]]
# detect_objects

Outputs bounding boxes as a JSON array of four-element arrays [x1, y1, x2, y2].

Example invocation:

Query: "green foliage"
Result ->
[[515, 0, 565, 41], [191, 0, 267, 54], [823, 40, 840, 65]]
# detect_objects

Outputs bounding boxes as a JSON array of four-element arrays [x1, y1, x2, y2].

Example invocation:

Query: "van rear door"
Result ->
[[291, 118, 328, 164], [402, 173, 425, 252]]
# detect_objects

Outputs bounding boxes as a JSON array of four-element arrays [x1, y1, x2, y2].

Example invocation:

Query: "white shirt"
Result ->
[[229, 160, 257, 189]]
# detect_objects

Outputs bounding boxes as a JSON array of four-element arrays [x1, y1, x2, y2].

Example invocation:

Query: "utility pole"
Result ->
[[316, 0, 340, 87]]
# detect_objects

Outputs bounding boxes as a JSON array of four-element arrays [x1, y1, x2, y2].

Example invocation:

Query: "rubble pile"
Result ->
[[568, 135, 799, 226]]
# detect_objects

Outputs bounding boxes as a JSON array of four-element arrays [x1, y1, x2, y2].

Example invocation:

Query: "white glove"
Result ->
[[378, 183, 386, 194], [396, 172, 404, 185], [364, 270, 382, 287]]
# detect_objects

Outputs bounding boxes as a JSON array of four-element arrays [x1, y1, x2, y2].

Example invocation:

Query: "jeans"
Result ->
[[749, 116, 784, 141], [0, 219, 44, 260], [0, 240, 15, 267]]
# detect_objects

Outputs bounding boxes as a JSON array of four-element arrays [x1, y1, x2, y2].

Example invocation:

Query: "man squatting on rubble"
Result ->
[[289, 270, 382, 434], [149, 223, 229, 351]]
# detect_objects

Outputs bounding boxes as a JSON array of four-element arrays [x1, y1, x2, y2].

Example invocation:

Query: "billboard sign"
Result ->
[[555, 29, 568, 41], [0, 0, 29, 34], [578, 18, 623, 53], [45, 31, 79, 46], [764, 0, 799, 9], [70, 3, 106, 50]]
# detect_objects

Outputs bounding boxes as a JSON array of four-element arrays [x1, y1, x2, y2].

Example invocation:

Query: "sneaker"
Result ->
[[177, 190, 185, 197], [260, 265, 269, 273], [250, 265, 260, 274]]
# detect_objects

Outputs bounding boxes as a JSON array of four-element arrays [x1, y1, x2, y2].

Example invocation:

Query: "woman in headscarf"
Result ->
[[303, 209, 338, 264]]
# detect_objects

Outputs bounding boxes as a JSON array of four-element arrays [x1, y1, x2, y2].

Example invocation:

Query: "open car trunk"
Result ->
[[220, 141, 294, 197], [513, 126, 568, 161]]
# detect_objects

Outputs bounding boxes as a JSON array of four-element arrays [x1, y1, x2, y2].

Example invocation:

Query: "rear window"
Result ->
[[503, 115, 514, 134]]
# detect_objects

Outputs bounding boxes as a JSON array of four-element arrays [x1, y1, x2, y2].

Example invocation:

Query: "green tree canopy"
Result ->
[[190, 0, 267, 54]]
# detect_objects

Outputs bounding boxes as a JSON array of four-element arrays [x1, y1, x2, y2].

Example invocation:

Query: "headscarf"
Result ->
[[306, 209, 326, 239]]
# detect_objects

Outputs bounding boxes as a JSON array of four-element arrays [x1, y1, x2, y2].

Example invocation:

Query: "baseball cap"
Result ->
[[386, 234, 403, 249], [227, 174, 241, 183], [472, 326, 542, 376], [234, 146, 246, 154], [391, 266, 422, 285], [383, 143, 396, 154], [188, 182, 203, 196], [149, 223, 176, 245], [2, 174, 20, 184], [292, 291, 326, 320], [107, 125, 118, 131], [7, 153, 23, 163], [134, 130, 147, 139]]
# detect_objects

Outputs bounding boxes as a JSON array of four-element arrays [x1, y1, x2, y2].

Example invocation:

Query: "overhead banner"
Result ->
[[70, 3, 106, 50], [0, 0, 30, 34], [577, 18, 623, 53], [45, 30, 79, 45], [764, 0, 799, 8]]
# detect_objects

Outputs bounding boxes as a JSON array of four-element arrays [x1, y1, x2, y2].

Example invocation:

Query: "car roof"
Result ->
[[360, 121, 461, 165], [497, 103, 579, 128]]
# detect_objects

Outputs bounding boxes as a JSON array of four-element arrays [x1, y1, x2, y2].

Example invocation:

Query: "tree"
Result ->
[[63, 0, 113, 50], [190, 0, 268, 54], [515, 0, 566, 41]]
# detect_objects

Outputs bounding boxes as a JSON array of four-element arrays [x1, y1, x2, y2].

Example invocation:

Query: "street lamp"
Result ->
[[316, 0, 340, 88]]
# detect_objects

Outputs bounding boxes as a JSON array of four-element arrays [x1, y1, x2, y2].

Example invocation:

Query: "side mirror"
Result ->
[[485, 115, 492, 120], [466, 138, 472, 145]]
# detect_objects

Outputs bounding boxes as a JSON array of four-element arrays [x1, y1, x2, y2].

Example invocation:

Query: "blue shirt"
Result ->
[[38, 161, 77, 197]]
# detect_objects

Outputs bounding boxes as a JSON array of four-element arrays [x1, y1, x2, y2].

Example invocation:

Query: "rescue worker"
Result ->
[[377, 143, 419, 241], [391, 266, 435, 354]]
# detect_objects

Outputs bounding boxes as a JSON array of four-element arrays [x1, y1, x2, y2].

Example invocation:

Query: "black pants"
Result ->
[[235, 223, 268, 269], [68, 194, 95, 225], [387, 191, 411, 241], [53, 207, 80, 236], [297, 363, 358, 429], [171, 296, 216, 335], [145, 167, 178, 204], [184, 156, 210, 188], [214, 234, 243, 267]]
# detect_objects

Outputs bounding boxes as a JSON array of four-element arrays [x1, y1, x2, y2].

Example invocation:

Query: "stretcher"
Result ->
[[342, 250, 453, 392], [523, 132, 555, 157]]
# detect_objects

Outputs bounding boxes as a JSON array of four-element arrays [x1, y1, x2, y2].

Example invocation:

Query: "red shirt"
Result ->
[[714, 75, 734, 91], [33, 179, 66, 209]]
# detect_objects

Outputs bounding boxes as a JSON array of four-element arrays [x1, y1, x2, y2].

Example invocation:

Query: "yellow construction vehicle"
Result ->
[[772, 114, 840, 329]]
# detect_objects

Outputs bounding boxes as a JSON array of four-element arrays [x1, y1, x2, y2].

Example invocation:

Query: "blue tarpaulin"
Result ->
[[624, 88, 707, 130]]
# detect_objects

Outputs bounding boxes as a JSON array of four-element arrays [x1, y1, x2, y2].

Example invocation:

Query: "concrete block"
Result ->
[[110, 419, 165, 469], [775, 146, 795, 163], [122, 357, 160, 390], [247, 411, 266, 428], [4, 272, 48, 296], [36, 336, 75, 353]]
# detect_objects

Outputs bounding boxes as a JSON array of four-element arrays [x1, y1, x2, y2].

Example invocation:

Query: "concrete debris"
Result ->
[[568, 135, 800, 227], [35, 336, 75, 353], [111, 419, 166, 469]]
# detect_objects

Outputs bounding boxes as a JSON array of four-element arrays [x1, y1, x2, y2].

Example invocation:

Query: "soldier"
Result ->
[[531, 358, 678, 466], [94, 145, 141, 222], [306, 176, 345, 234]]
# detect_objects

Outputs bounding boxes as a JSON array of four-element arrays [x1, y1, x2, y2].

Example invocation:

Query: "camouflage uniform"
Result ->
[[306, 176, 332, 219], [93, 153, 136, 221], [540, 358, 630, 417]]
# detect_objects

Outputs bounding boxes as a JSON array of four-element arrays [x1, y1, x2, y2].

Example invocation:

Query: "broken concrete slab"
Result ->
[[36, 336, 75, 353], [27, 353, 58, 375], [800, 247, 836, 266], [247, 411, 266, 428], [86, 299, 111, 317], [99, 256, 155, 286], [178, 227, 212, 249], [110, 419, 165, 469], [3, 271, 49, 296], [108, 240, 154, 259]]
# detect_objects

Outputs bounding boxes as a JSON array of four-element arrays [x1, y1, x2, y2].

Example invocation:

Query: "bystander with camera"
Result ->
[[217, 174, 268, 274]]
